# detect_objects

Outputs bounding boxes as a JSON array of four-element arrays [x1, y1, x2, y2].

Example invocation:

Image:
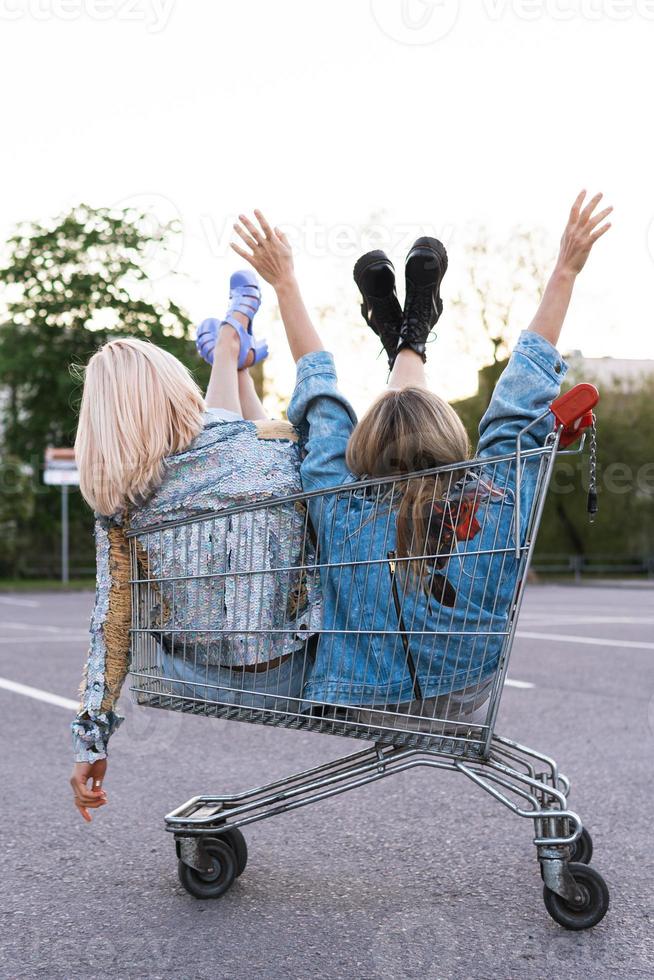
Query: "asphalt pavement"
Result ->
[[1, 584, 653, 980]]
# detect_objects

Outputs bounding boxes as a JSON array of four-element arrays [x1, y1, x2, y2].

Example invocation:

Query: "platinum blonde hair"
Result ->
[[75, 338, 205, 517]]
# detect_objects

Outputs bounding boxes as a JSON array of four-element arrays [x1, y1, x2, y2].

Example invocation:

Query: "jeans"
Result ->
[[157, 645, 313, 712], [348, 677, 494, 732]]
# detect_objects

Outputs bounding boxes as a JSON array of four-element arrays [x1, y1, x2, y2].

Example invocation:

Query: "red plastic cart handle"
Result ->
[[550, 383, 599, 447]]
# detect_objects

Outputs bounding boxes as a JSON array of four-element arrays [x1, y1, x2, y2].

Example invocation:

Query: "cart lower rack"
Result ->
[[127, 384, 609, 929]]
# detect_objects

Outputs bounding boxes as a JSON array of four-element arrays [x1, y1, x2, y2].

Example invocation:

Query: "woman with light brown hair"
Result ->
[[69, 273, 319, 820], [222, 195, 611, 717]]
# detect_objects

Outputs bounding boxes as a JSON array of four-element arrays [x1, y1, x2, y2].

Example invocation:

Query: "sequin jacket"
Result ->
[[71, 415, 321, 763]]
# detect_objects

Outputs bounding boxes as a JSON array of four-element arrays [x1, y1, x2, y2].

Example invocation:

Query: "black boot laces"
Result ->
[[402, 283, 438, 343], [368, 294, 402, 350]]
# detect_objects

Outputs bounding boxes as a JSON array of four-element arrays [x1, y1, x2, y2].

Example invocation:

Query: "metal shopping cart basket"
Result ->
[[126, 383, 609, 929]]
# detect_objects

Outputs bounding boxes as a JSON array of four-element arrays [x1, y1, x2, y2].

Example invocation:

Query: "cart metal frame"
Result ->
[[126, 385, 609, 928]]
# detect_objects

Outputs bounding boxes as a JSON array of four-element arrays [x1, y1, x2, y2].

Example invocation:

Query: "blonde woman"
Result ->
[[224, 196, 611, 719], [69, 272, 319, 821]]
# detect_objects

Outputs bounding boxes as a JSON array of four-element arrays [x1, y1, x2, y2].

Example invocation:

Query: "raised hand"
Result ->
[[557, 190, 612, 276], [231, 210, 295, 289], [527, 191, 613, 347]]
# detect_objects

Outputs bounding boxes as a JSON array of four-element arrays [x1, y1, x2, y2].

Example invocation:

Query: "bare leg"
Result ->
[[387, 349, 427, 390], [238, 368, 268, 420], [204, 312, 253, 412]]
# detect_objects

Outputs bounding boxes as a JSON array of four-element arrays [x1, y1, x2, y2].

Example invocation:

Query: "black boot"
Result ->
[[398, 237, 448, 362], [353, 250, 403, 369]]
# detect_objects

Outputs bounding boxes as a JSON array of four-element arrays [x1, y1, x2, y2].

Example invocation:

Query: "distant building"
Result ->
[[564, 352, 654, 389], [453, 351, 654, 438]]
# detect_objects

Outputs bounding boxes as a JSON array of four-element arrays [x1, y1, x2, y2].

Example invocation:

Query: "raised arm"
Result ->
[[232, 211, 357, 491], [528, 190, 612, 347], [231, 210, 324, 362], [477, 190, 612, 460]]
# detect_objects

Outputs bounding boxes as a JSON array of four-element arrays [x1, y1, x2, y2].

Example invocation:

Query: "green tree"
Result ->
[[0, 454, 35, 576], [535, 375, 654, 568], [454, 368, 654, 570], [0, 203, 209, 458], [0, 204, 210, 577]]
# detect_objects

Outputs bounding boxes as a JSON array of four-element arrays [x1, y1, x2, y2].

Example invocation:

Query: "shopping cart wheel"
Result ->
[[569, 827, 593, 865], [220, 828, 248, 877], [543, 863, 609, 930], [178, 839, 237, 900]]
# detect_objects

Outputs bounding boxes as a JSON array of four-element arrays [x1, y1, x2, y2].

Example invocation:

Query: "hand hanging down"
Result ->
[[70, 758, 108, 822]]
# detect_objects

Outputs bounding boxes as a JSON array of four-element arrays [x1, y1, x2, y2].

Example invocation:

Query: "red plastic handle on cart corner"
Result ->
[[549, 383, 599, 447]]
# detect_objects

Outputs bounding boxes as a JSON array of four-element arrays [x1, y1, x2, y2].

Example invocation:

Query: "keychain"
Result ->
[[587, 414, 598, 523]]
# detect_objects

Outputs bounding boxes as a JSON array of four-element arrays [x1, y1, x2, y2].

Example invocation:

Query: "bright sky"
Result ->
[[1, 0, 652, 414]]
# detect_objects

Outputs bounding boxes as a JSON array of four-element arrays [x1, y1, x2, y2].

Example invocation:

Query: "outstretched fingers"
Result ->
[[589, 220, 612, 244], [579, 191, 604, 226], [577, 195, 613, 247], [587, 205, 613, 233], [559, 189, 612, 275], [569, 189, 586, 223], [238, 214, 266, 246], [230, 210, 294, 287], [233, 221, 259, 253], [230, 241, 255, 263], [254, 209, 275, 239]]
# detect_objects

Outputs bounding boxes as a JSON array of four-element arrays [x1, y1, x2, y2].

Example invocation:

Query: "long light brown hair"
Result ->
[[346, 386, 471, 585], [75, 338, 205, 517]]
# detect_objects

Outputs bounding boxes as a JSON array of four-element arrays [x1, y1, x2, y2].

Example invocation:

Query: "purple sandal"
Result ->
[[196, 270, 268, 369]]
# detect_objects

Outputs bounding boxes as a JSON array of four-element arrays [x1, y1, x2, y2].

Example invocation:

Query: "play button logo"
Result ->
[[370, 0, 460, 45]]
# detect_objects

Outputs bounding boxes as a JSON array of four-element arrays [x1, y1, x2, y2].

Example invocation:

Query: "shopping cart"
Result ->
[[126, 383, 609, 929]]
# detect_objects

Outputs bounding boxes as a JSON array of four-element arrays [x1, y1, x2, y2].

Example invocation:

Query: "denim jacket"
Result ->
[[71, 417, 320, 763], [287, 332, 567, 707]]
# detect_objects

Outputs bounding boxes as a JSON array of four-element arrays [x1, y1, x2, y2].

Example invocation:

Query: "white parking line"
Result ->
[[519, 615, 654, 626], [0, 635, 88, 645], [517, 631, 654, 651], [505, 679, 534, 689], [0, 676, 78, 710], [1, 621, 76, 634], [0, 596, 40, 608]]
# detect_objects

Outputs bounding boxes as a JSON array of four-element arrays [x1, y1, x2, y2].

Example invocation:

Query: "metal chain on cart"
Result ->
[[587, 413, 598, 523]]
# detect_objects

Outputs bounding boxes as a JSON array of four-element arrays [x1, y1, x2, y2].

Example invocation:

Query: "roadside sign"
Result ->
[[44, 448, 78, 583], [44, 447, 79, 487]]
